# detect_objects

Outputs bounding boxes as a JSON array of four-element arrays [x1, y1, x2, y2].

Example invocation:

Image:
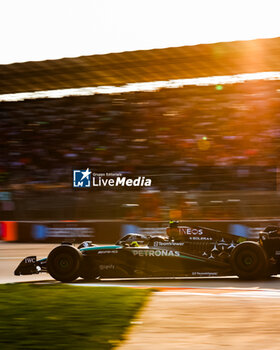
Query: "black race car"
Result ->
[[14, 225, 280, 282]]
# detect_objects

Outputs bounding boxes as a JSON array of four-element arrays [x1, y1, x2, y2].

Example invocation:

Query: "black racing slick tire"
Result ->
[[47, 245, 83, 282], [230, 241, 268, 280]]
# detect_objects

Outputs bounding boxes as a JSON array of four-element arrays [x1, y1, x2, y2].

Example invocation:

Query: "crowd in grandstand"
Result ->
[[1, 80, 279, 184], [0, 80, 279, 219]]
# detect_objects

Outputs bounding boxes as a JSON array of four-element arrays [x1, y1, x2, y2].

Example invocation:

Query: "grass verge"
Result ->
[[0, 284, 150, 349]]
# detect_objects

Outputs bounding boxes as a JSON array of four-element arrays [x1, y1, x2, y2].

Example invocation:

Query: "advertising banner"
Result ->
[[2, 219, 280, 242], [16, 221, 122, 243]]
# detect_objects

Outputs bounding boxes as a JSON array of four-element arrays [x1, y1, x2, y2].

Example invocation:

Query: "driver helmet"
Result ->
[[130, 241, 139, 247], [169, 220, 179, 228]]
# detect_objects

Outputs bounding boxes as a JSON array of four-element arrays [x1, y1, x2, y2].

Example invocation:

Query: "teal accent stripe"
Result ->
[[80, 245, 121, 252], [179, 254, 205, 262], [38, 258, 47, 262]]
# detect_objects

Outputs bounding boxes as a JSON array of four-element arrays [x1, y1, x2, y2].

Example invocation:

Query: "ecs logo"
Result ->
[[73, 168, 91, 188]]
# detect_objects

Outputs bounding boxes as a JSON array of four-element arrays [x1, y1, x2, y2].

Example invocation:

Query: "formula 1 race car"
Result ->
[[14, 224, 280, 282]]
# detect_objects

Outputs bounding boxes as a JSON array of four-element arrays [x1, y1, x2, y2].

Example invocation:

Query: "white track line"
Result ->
[[157, 289, 280, 298]]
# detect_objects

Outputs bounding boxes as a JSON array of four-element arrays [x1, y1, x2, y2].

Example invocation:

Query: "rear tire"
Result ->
[[230, 241, 268, 280], [47, 245, 82, 282]]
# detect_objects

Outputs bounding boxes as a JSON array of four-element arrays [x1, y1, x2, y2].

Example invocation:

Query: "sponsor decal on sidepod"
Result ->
[[154, 241, 184, 247], [132, 249, 180, 257]]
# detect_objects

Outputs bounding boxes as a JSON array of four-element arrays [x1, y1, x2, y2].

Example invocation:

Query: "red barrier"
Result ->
[[1, 221, 18, 241]]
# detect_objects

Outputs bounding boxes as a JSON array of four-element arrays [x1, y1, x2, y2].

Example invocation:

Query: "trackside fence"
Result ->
[[1, 219, 279, 243]]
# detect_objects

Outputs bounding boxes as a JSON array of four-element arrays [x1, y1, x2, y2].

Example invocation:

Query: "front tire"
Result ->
[[230, 241, 268, 280], [47, 245, 83, 282]]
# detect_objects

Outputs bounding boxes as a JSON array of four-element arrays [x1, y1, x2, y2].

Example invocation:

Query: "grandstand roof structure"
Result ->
[[0, 37, 280, 95]]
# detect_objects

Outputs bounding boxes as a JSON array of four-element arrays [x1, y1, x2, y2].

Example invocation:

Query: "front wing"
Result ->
[[14, 256, 47, 276]]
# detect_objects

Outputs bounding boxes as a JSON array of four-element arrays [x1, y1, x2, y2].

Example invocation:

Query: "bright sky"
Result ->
[[0, 0, 279, 65]]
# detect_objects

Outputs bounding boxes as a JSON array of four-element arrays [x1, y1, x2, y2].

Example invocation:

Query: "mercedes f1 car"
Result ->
[[14, 224, 280, 282]]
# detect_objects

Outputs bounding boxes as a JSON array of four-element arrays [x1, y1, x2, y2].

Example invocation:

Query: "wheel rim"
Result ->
[[53, 253, 74, 274], [243, 256, 253, 266], [59, 258, 69, 268], [236, 250, 258, 272]]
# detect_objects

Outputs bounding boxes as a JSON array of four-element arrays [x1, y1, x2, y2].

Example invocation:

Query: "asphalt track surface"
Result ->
[[3, 241, 280, 292]]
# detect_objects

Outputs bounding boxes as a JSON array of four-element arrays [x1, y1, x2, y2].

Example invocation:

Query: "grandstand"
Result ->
[[0, 38, 279, 220]]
